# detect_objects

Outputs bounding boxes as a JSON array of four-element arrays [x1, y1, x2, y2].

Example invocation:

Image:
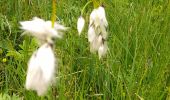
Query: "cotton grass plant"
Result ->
[[77, 0, 109, 59], [20, 0, 67, 96]]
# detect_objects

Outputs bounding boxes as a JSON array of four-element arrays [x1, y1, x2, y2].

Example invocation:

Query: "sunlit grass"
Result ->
[[0, 0, 170, 99]]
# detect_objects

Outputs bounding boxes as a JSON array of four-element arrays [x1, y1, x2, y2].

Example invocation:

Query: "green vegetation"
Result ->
[[0, 0, 170, 99]]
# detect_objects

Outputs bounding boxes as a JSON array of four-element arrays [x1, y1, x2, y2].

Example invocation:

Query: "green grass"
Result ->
[[0, 0, 170, 99]]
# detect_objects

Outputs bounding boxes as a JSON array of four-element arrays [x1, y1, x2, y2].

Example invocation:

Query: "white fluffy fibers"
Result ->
[[25, 43, 55, 96]]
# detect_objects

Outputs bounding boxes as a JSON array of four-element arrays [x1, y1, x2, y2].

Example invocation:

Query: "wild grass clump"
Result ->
[[0, 0, 170, 99]]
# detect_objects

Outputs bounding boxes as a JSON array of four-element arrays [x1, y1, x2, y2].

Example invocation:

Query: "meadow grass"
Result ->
[[0, 0, 170, 99]]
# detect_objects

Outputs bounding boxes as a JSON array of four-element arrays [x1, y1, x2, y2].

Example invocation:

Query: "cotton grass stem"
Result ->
[[92, 0, 99, 8], [81, 1, 93, 15], [51, 0, 56, 28]]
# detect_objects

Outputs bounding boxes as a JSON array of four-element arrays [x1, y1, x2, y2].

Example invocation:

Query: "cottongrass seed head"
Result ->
[[20, 17, 67, 96], [88, 6, 108, 59], [77, 16, 85, 35], [20, 17, 67, 44], [26, 43, 56, 96]]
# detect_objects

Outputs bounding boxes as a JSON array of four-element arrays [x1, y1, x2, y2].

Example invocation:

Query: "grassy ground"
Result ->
[[0, 0, 170, 99]]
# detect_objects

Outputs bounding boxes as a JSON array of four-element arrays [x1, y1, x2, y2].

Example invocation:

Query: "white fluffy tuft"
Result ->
[[77, 16, 85, 35], [98, 42, 108, 59], [26, 43, 55, 96], [88, 6, 109, 59], [88, 26, 96, 42], [20, 17, 67, 43]]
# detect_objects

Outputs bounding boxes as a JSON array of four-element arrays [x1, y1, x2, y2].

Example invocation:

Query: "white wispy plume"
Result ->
[[20, 17, 67, 43], [77, 16, 85, 35], [98, 42, 108, 59], [88, 6, 108, 59], [26, 43, 55, 96]]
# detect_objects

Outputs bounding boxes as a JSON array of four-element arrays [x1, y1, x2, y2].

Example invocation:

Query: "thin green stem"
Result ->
[[81, 1, 93, 16], [92, 0, 99, 8]]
